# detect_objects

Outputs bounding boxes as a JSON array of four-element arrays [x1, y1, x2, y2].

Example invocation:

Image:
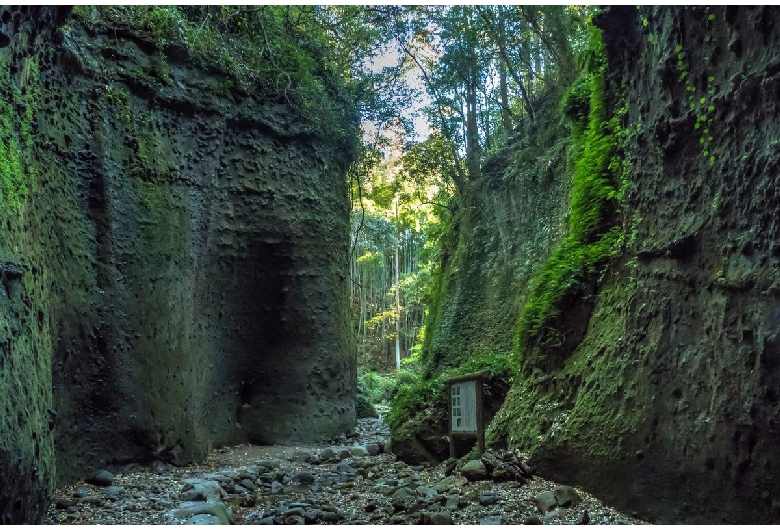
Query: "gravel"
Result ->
[[45, 416, 647, 525]]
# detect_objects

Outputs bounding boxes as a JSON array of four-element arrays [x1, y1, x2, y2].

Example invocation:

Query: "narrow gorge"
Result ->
[[2, 5, 780, 526]]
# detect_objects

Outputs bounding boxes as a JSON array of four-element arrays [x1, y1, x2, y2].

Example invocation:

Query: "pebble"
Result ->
[[45, 418, 646, 526], [364, 443, 381, 456]]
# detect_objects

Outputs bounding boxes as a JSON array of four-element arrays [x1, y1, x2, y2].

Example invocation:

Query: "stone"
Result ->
[[444, 459, 458, 477], [534, 491, 558, 513], [292, 471, 315, 485], [181, 480, 226, 503], [322, 511, 340, 523], [338, 449, 353, 460], [430, 512, 454, 525], [239, 478, 256, 491], [284, 515, 305, 525], [270, 481, 283, 494], [185, 514, 222, 525], [74, 486, 90, 499], [349, 446, 369, 457], [102, 486, 124, 501], [480, 515, 503, 524], [392, 486, 415, 509], [239, 467, 260, 480], [365, 499, 379, 512], [544, 508, 566, 523], [523, 516, 543, 524], [320, 448, 338, 462], [554, 485, 581, 508], [336, 462, 357, 475], [304, 509, 324, 524], [283, 507, 306, 518], [416, 485, 437, 500], [445, 494, 459, 511], [364, 443, 381, 456], [479, 491, 499, 506], [257, 459, 279, 470], [460, 460, 488, 482], [257, 516, 275, 525], [291, 451, 312, 463], [491, 466, 513, 482], [86, 470, 114, 487], [579, 510, 590, 524], [173, 501, 232, 524]]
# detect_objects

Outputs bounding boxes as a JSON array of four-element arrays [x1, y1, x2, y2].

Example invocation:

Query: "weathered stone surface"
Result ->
[[173, 501, 232, 524], [181, 480, 226, 503], [0, 4, 356, 523], [430, 512, 454, 525], [460, 460, 488, 482], [553, 485, 580, 508], [86, 470, 114, 487], [534, 491, 558, 513]]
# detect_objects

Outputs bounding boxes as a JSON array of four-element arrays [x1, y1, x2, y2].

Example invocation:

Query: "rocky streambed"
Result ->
[[45, 417, 645, 525]]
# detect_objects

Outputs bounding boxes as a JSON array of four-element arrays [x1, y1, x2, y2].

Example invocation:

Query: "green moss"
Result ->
[[514, 25, 624, 359], [387, 351, 514, 431], [487, 281, 649, 459], [70, 6, 357, 144], [0, 57, 40, 212]]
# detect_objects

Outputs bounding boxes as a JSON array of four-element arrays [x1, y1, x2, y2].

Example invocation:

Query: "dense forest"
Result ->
[[3, 5, 780, 525]]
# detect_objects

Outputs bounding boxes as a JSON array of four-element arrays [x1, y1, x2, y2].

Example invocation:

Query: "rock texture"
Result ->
[[483, 6, 780, 525], [1, 8, 355, 523]]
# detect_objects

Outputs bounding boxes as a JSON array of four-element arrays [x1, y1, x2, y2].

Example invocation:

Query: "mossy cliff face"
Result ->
[[390, 122, 572, 462], [1, 8, 355, 522], [490, 6, 780, 524]]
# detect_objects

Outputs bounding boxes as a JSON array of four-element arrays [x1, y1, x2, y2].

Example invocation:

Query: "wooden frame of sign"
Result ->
[[445, 371, 488, 459]]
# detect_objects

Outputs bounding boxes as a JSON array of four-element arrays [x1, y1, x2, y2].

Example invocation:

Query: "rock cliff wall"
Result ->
[[0, 9, 355, 523], [415, 5, 780, 524]]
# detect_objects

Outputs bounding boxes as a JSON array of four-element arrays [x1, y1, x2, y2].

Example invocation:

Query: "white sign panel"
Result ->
[[451, 380, 477, 433]]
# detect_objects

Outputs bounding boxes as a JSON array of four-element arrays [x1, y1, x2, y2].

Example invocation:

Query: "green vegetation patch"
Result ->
[[0, 57, 41, 212], [514, 25, 624, 359], [71, 6, 356, 143], [387, 351, 514, 431]]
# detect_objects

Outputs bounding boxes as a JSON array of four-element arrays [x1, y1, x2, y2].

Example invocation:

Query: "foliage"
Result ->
[[0, 56, 40, 213], [514, 25, 624, 357], [386, 351, 513, 430], [358, 371, 398, 404], [70, 6, 358, 142], [355, 394, 379, 419]]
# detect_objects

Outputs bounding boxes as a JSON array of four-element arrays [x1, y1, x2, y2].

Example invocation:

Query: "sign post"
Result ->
[[445, 371, 487, 459]]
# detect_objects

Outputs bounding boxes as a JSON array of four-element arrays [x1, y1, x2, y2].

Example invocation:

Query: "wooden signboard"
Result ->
[[446, 371, 487, 458]]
